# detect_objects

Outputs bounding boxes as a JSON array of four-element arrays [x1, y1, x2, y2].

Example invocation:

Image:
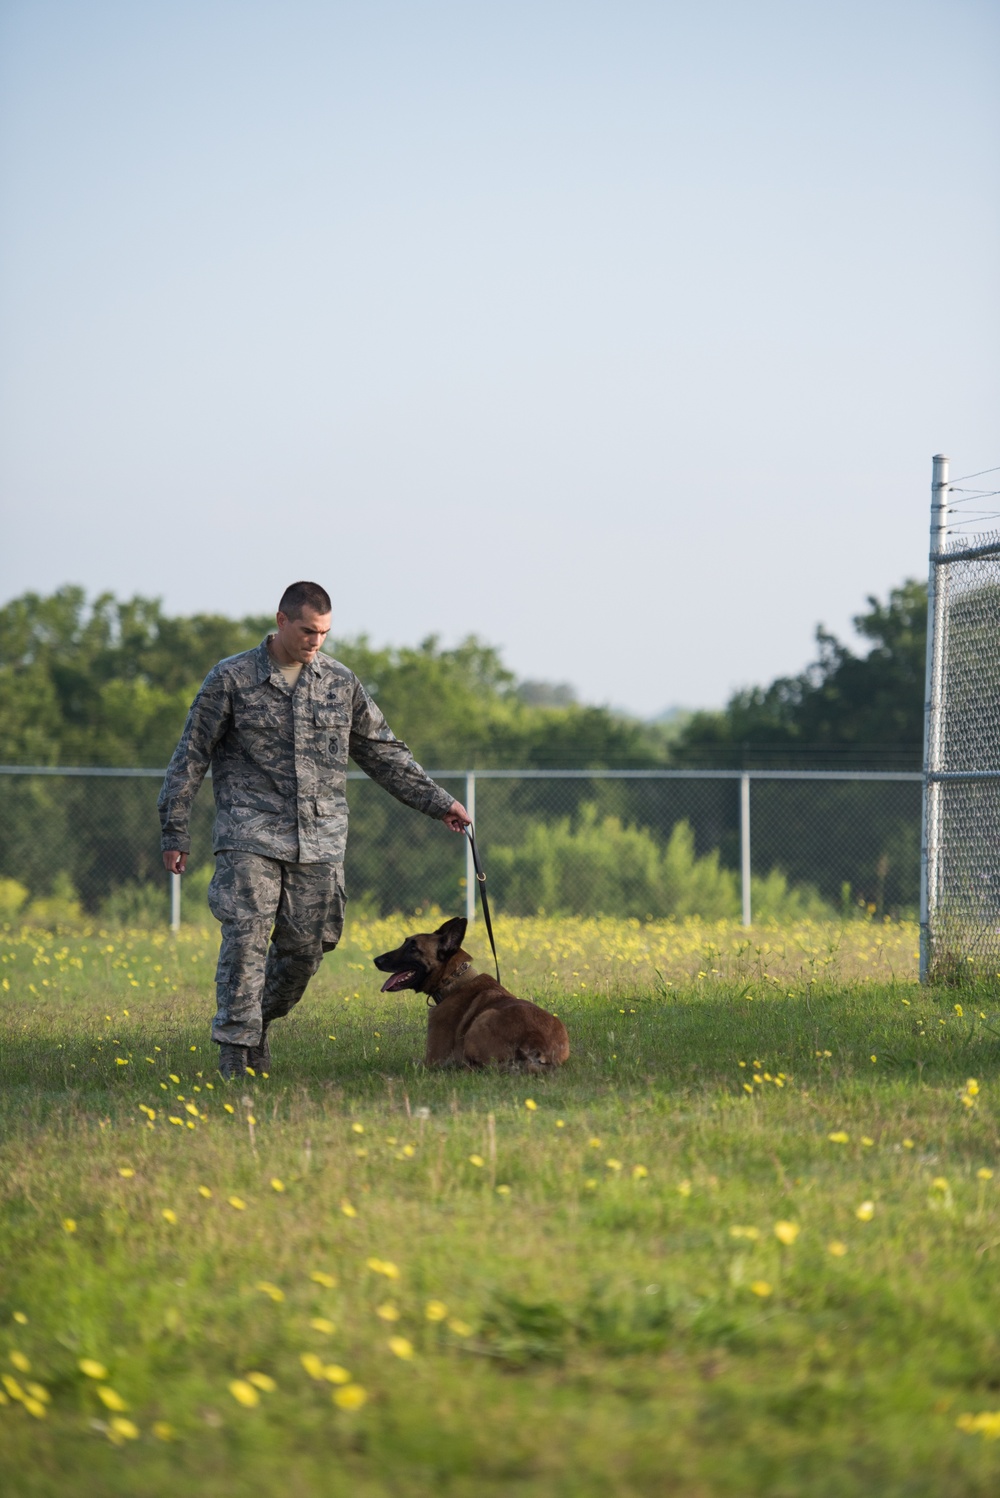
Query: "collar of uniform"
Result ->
[[256, 637, 327, 687], [255, 638, 277, 684]]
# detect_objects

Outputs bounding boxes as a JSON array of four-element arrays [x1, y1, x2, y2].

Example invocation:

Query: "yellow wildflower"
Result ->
[[96, 1386, 128, 1411], [229, 1379, 259, 1407], [332, 1384, 367, 1410], [827, 1241, 848, 1257], [367, 1258, 400, 1280], [255, 1281, 284, 1303], [774, 1221, 800, 1246], [310, 1271, 337, 1288], [246, 1372, 276, 1392], [79, 1359, 108, 1380], [323, 1365, 351, 1385], [388, 1336, 414, 1359], [309, 1318, 336, 1335], [376, 1303, 400, 1322], [425, 1300, 448, 1321], [749, 1281, 772, 1297], [228, 1196, 247, 1211], [855, 1201, 875, 1222], [270, 1178, 285, 1192], [9, 1352, 30, 1373]]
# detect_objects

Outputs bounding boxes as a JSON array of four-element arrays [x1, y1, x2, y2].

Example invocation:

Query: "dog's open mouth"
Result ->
[[380, 969, 416, 992]]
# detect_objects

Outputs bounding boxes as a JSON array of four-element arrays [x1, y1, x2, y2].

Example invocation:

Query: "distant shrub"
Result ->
[[101, 881, 169, 927], [0, 877, 29, 922], [490, 805, 832, 921], [750, 866, 831, 922], [24, 871, 83, 927]]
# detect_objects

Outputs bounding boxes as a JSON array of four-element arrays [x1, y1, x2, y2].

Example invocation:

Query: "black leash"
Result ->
[[465, 823, 501, 984]]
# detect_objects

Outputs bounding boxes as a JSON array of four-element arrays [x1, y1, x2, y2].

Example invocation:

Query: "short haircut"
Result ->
[[278, 581, 332, 618]]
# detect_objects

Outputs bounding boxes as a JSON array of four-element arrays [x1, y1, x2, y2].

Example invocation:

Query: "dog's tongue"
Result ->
[[381, 970, 415, 993]]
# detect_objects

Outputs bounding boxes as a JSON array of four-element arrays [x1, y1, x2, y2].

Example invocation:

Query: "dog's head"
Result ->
[[373, 917, 468, 994]]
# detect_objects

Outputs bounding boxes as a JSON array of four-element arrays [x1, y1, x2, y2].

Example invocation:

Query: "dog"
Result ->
[[373, 916, 570, 1070]]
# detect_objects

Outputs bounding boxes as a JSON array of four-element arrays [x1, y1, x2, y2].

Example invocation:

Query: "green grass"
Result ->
[[2, 917, 1000, 1496]]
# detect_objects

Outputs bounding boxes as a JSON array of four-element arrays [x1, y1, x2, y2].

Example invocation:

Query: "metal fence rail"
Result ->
[[0, 764, 922, 931]]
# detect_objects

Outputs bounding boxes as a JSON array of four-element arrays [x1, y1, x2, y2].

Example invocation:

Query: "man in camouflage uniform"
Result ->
[[159, 580, 470, 1078]]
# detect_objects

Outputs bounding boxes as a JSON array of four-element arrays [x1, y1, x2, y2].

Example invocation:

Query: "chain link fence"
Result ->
[[0, 765, 921, 929], [922, 454, 1000, 979]]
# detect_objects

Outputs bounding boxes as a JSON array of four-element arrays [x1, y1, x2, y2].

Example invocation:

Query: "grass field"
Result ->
[[2, 912, 1000, 1497]]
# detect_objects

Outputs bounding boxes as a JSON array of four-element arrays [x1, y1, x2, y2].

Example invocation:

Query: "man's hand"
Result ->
[[163, 850, 188, 875], [442, 800, 472, 833]]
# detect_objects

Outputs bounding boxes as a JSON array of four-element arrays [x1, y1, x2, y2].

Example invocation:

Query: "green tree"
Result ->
[[672, 580, 927, 769]]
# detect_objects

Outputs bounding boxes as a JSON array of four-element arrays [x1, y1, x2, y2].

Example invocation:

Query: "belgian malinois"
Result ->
[[373, 916, 570, 1070]]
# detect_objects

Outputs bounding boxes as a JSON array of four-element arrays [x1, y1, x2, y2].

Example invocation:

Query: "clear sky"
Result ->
[[0, 0, 997, 716]]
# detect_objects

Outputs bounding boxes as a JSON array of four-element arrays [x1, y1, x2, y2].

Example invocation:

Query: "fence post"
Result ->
[[920, 453, 950, 982], [740, 773, 752, 927], [170, 873, 181, 933], [465, 771, 476, 924]]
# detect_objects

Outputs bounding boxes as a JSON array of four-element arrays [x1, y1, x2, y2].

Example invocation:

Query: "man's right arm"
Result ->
[[158, 669, 232, 869]]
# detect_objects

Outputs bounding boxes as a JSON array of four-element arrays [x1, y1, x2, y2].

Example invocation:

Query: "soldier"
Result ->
[[158, 580, 471, 1078]]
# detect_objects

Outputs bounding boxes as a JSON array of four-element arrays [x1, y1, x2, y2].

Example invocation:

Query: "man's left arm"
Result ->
[[347, 679, 470, 831]]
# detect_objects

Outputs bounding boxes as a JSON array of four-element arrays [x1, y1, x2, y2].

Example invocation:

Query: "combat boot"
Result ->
[[246, 1026, 271, 1074], [218, 1043, 249, 1079]]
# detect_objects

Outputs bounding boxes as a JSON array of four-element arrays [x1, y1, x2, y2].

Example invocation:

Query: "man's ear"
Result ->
[[435, 917, 467, 959]]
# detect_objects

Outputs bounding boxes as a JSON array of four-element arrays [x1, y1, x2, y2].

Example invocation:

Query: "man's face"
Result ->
[[274, 607, 332, 664]]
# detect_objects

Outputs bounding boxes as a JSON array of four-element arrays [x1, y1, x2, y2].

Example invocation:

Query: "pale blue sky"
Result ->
[[1, 0, 997, 715]]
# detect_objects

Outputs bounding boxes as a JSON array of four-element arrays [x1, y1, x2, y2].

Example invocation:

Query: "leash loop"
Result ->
[[465, 823, 500, 984]]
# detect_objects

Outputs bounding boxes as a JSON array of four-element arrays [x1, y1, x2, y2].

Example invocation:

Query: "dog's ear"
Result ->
[[435, 916, 467, 959]]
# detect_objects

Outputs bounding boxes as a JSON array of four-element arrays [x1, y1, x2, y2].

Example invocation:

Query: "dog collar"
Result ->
[[428, 960, 472, 1005]]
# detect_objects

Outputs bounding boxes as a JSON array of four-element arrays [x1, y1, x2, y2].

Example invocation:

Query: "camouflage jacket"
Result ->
[[158, 640, 454, 863]]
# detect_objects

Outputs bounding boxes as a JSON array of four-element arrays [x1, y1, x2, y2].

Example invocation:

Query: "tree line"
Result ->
[[0, 582, 927, 919]]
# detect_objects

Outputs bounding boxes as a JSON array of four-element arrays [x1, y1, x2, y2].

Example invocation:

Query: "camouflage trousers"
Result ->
[[206, 851, 346, 1047]]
